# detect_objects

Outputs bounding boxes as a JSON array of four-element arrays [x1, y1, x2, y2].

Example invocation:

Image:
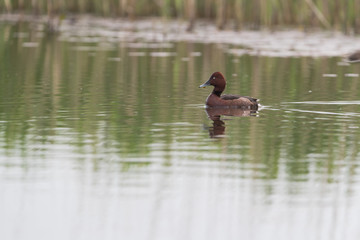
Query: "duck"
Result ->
[[199, 72, 259, 110], [347, 50, 360, 62]]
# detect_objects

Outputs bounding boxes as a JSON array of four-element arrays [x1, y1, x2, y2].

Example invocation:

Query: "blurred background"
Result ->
[[1, 0, 360, 32], [1, 1, 360, 240]]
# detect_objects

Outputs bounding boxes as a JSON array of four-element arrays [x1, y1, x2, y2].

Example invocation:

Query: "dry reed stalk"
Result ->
[[186, 0, 196, 31], [304, 0, 330, 28], [216, 0, 226, 30]]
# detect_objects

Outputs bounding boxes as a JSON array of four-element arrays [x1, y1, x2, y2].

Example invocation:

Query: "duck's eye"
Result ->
[[213, 77, 215, 79]]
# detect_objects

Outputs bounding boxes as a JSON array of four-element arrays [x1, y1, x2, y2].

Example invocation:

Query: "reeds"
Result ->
[[1, 0, 359, 32]]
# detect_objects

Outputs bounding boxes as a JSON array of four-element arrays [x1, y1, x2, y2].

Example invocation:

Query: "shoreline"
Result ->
[[1, 13, 360, 58]]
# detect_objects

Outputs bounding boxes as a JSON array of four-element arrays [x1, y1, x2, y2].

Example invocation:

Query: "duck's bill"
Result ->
[[199, 80, 211, 88]]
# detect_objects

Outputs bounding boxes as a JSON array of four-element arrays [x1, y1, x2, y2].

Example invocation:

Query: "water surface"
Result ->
[[1, 22, 360, 240]]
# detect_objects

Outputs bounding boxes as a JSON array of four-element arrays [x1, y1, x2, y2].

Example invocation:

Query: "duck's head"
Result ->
[[199, 72, 226, 93]]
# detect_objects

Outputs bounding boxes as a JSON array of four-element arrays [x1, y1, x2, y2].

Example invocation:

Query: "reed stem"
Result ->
[[1, 0, 358, 32]]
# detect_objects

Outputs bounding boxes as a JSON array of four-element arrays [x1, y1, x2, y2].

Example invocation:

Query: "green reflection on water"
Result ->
[[1, 22, 360, 188]]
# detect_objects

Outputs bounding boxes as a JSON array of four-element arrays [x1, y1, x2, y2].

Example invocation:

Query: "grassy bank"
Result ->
[[1, 0, 360, 33]]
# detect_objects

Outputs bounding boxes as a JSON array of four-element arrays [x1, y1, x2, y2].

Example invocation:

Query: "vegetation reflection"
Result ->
[[1, 23, 360, 186]]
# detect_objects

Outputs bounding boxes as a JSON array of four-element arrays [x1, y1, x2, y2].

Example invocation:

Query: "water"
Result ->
[[1, 21, 360, 240]]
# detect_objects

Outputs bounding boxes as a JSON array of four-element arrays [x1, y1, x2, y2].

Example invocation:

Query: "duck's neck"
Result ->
[[212, 82, 225, 97], [212, 89, 223, 97]]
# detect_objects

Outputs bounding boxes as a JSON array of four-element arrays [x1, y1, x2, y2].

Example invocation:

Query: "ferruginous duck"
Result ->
[[199, 72, 259, 110]]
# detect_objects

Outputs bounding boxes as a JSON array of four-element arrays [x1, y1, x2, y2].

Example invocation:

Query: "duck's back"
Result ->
[[206, 93, 258, 110], [221, 94, 258, 102], [222, 94, 258, 108]]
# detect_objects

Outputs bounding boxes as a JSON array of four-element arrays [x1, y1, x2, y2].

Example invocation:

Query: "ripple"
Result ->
[[285, 101, 360, 105]]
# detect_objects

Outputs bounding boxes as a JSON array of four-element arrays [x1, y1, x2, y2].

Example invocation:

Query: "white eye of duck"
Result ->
[[213, 77, 215, 79]]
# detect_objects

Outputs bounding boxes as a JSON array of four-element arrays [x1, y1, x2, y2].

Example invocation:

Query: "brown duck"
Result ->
[[199, 72, 259, 110]]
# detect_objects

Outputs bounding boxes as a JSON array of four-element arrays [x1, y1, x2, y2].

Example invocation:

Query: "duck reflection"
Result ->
[[206, 108, 257, 138]]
